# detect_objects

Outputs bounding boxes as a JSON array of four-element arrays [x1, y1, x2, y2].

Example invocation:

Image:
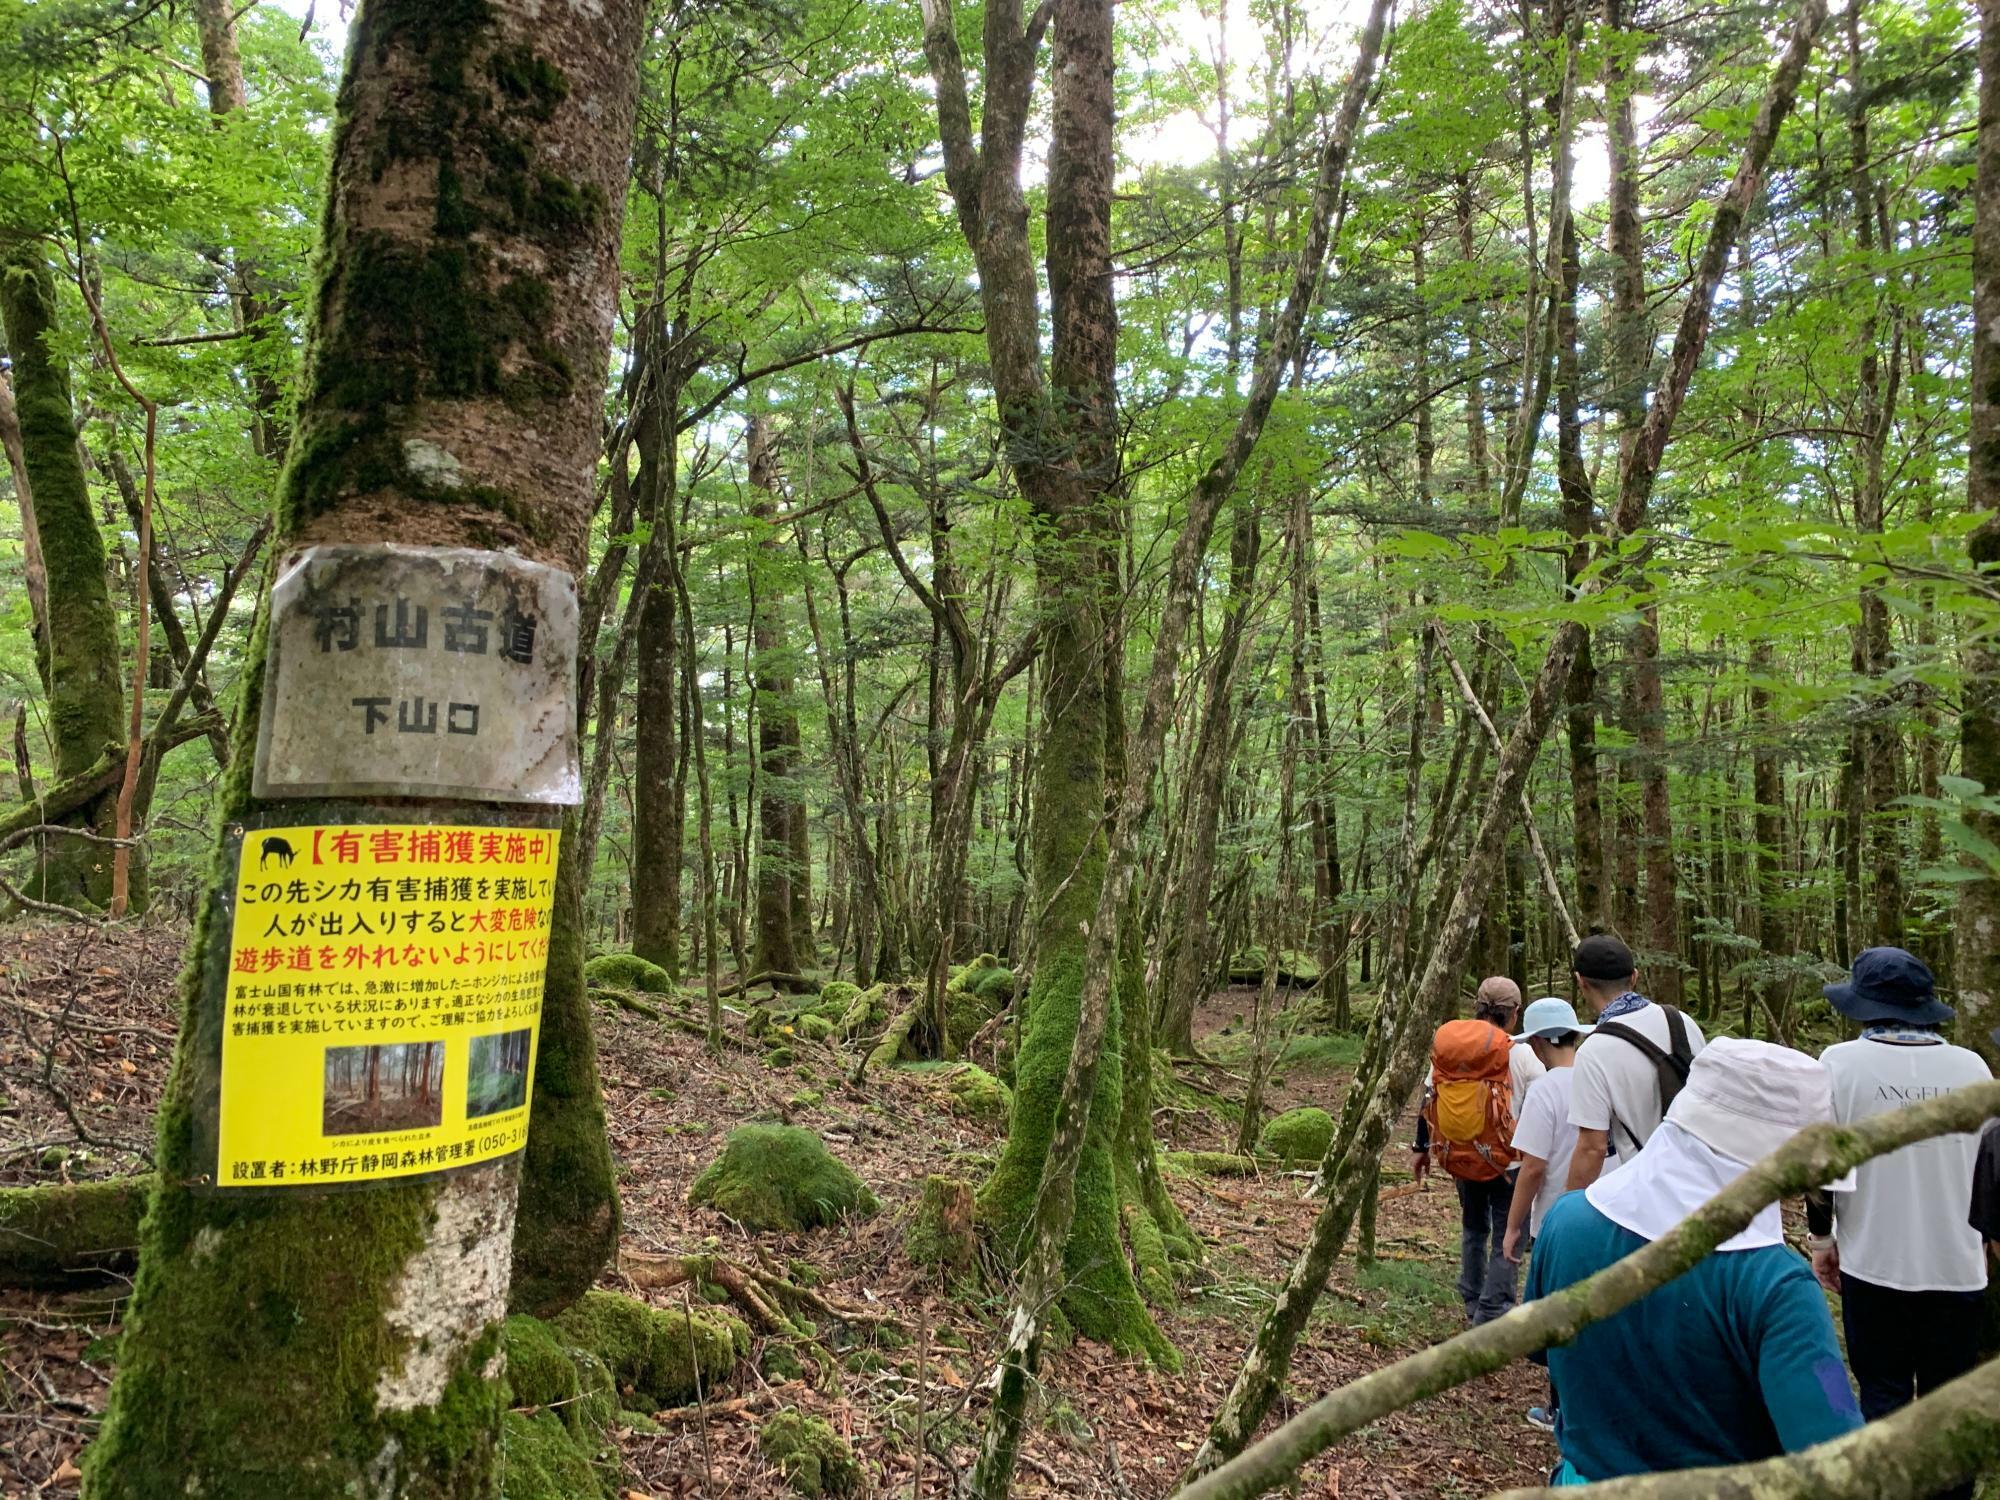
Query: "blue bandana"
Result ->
[[1597, 991, 1650, 1022], [1861, 1024, 1941, 1046]]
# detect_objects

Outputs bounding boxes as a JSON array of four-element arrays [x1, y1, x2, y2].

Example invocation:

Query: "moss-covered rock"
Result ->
[[583, 952, 673, 995], [795, 1013, 835, 1042], [839, 982, 891, 1038], [504, 1314, 580, 1411], [817, 980, 862, 1019], [548, 1289, 744, 1407], [1257, 1106, 1335, 1162], [764, 1045, 797, 1068], [761, 1342, 808, 1383], [944, 987, 1001, 1051], [688, 1125, 879, 1233], [906, 1174, 978, 1276], [940, 1063, 1011, 1120], [949, 954, 1015, 1003], [758, 1408, 863, 1497]]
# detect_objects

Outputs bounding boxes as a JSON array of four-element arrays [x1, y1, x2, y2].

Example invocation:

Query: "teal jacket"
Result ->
[[1524, 1190, 1861, 1481]]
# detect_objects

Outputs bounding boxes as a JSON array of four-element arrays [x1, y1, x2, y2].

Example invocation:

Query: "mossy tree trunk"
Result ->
[[82, 0, 641, 1493], [1962, 0, 2000, 1070], [0, 246, 126, 908], [630, 313, 684, 981]]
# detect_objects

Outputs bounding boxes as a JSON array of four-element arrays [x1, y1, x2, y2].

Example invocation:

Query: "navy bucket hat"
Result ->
[[1822, 946, 1954, 1026]]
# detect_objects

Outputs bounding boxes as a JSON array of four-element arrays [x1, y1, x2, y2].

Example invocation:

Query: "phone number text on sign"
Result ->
[[214, 823, 558, 1189]]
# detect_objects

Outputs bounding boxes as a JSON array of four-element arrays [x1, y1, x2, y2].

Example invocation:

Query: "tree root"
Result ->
[[619, 1247, 902, 1338]]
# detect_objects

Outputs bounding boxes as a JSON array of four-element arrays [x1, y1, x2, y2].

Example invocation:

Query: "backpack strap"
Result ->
[[1591, 1007, 1696, 1157]]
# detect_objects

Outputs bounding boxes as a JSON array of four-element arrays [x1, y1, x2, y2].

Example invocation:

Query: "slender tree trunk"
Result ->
[[631, 324, 683, 977], [1159, 497, 1261, 1055], [1845, 0, 1906, 948], [748, 417, 802, 979], [1635, 602, 1680, 1001], [1959, 0, 2000, 1068], [193, 0, 288, 459], [84, 1, 640, 1490], [0, 371, 48, 685], [0, 248, 125, 908]]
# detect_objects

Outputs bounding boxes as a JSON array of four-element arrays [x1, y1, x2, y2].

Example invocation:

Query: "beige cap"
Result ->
[[1476, 976, 1523, 1009]]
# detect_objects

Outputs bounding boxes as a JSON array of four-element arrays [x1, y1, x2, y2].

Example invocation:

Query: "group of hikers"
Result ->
[[1408, 933, 2000, 1490]]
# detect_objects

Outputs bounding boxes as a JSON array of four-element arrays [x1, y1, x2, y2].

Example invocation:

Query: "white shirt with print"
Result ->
[[1823, 1036, 1993, 1293]]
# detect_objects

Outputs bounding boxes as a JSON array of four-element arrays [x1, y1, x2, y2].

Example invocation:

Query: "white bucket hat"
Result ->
[[1665, 1036, 1835, 1166]]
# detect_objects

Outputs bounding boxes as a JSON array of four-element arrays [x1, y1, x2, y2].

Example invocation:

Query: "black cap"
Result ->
[[1823, 947, 1953, 1026], [1573, 934, 1637, 982]]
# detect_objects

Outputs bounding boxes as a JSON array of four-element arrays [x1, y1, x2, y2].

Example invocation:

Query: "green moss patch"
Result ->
[[758, 1408, 863, 1497], [688, 1125, 878, 1233], [1257, 1106, 1335, 1162], [547, 1289, 744, 1407], [500, 1407, 611, 1500], [897, 1062, 1012, 1122], [906, 1175, 978, 1276], [583, 953, 673, 995]]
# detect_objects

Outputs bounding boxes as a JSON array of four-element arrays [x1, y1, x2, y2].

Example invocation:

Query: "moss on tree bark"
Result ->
[[0, 246, 127, 908]]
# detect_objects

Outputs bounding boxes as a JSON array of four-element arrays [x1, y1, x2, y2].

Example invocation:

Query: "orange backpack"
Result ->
[[1423, 1019, 1518, 1182]]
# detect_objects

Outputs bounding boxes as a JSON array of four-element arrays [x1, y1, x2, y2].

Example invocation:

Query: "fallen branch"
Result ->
[[652, 1383, 798, 1425], [853, 995, 920, 1083], [1175, 1077, 2000, 1500], [0, 823, 140, 923], [620, 1247, 902, 1336], [0, 1175, 151, 1289]]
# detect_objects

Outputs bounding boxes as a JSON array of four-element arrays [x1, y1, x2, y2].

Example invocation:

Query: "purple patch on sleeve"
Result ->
[[1813, 1357, 1861, 1418]]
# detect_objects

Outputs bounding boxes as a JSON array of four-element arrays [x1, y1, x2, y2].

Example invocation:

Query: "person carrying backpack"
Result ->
[[1562, 935, 1705, 1191], [1411, 976, 1539, 1324]]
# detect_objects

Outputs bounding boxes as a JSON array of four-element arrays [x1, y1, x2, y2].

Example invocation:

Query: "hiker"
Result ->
[[1806, 948, 1993, 1500], [1524, 1037, 1863, 1483], [1976, 1030, 2000, 1261], [1411, 976, 1541, 1324], [1500, 996, 1588, 1435], [1562, 934, 1706, 1190]]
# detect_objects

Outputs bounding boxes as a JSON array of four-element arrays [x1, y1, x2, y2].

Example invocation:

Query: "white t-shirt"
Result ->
[[1510, 1065, 1578, 1236], [1510, 1039, 1547, 1104], [1568, 1002, 1707, 1166], [1822, 1036, 1993, 1292]]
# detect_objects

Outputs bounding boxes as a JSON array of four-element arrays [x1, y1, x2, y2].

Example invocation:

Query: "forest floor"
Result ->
[[0, 919, 1551, 1499]]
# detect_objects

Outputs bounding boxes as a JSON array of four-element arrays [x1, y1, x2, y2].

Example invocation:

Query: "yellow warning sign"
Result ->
[[215, 822, 559, 1188]]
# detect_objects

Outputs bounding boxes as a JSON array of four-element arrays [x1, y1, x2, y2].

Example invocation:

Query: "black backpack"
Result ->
[[1589, 1005, 1694, 1157]]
